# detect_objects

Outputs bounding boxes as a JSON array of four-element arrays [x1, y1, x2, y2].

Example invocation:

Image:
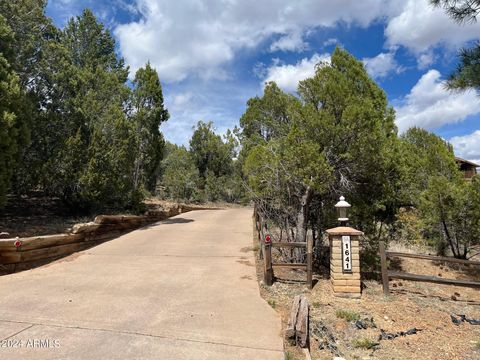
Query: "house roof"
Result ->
[[455, 156, 480, 168]]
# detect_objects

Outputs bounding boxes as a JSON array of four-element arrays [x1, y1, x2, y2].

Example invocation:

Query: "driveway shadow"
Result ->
[[162, 218, 195, 224], [138, 217, 195, 230]]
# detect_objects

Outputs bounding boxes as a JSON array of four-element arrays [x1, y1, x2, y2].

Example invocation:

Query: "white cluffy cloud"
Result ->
[[263, 53, 330, 93], [450, 130, 480, 165], [270, 29, 309, 52], [395, 70, 480, 133], [113, 0, 480, 83], [363, 51, 404, 79], [385, 0, 480, 67], [114, 0, 390, 83]]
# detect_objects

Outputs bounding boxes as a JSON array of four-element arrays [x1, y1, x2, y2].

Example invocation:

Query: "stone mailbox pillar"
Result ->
[[326, 227, 363, 298]]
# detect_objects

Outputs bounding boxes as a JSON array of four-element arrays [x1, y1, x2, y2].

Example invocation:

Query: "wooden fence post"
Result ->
[[306, 236, 313, 289], [379, 241, 389, 296], [264, 241, 273, 286]]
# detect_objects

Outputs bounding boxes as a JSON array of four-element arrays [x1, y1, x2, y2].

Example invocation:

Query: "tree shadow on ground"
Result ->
[[138, 217, 195, 230]]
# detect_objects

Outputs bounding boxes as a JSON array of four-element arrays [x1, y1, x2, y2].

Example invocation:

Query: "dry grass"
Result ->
[[351, 337, 378, 350], [335, 309, 360, 322]]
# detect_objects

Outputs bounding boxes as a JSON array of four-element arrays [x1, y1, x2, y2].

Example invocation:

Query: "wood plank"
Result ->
[[307, 237, 313, 289], [264, 243, 274, 285], [2, 242, 92, 264], [285, 295, 301, 342], [272, 242, 307, 248], [94, 214, 145, 224], [295, 296, 309, 348], [20, 234, 84, 251], [386, 251, 480, 266], [71, 222, 102, 234], [379, 241, 390, 296], [388, 271, 480, 288], [272, 263, 307, 269], [0, 251, 21, 263], [303, 348, 312, 360], [0, 234, 85, 251], [84, 231, 123, 242]]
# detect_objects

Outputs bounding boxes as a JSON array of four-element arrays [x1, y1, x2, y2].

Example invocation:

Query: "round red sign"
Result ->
[[265, 234, 271, 243]]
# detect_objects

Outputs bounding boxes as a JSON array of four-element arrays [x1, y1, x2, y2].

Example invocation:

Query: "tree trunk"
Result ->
[[442, 220, 459, 258], [294, 186, 313, 262]]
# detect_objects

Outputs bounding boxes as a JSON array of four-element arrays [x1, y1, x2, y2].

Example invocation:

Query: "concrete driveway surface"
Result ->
[[0, 208, 283, 359]]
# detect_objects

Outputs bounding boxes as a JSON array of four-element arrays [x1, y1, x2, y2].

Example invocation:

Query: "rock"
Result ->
[[460, 315, 480, 325], [454, 292, 460, 297], [355, 317, 377, 330], [314, 321, 340, 356], [451, 295, 457, 301], [379, 328, 421, 341], [450, 314, 462, 325]]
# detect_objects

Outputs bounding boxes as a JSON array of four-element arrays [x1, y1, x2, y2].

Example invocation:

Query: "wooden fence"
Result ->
[[379, 241, 480, 295], [253, 206, 313, 288]]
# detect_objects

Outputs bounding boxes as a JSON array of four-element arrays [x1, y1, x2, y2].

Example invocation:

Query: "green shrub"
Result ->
[[351, 338, 378, 349], [335, 309, 360, 322]]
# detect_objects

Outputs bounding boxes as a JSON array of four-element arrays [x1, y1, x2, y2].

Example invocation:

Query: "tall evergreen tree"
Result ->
[[0, 15, 24, 206], [131, 63, 169, 194], [189, 121, 234, 179], [55, 9, 136, 211], [241, 47, 397, 245]]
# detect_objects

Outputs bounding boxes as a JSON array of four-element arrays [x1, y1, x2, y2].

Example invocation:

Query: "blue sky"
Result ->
[[46, 0, 480, 163]]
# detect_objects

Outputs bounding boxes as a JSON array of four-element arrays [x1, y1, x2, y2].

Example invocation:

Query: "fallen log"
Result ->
[[286, 295, 301, 342], [285, 295, 309, 348], [94, 214, 145, 225], [0, 233, 85, 251], [296, 296, 309, 348], [1, 242, 91, 264], [71, 222, 101, 234]]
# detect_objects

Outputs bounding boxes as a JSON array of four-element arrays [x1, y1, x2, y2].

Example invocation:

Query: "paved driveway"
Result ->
[[0, 209, 283, 359]]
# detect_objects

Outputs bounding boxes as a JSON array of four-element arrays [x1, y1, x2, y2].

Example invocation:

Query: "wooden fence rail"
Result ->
[[253, 205, 313, 288], [379, 241, 480, 295]]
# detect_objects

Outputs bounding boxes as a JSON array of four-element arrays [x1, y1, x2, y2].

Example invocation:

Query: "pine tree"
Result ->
[[431, 1, 480, 92]]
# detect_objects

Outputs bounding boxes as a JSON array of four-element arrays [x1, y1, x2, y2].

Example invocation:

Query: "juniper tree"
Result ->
[[131, 63, 169, 194], [241, 48, 398, 249]]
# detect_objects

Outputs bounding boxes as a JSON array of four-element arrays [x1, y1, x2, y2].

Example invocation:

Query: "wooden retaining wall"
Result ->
[[0, 204, 202, 274]]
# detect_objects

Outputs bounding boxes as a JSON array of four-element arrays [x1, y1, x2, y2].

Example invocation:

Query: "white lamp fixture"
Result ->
[[334, 196, 351, 225]]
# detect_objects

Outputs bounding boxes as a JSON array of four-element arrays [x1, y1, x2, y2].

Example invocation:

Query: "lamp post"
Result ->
[[334, 196, 351, 226], [327, 195, 362, 298]]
